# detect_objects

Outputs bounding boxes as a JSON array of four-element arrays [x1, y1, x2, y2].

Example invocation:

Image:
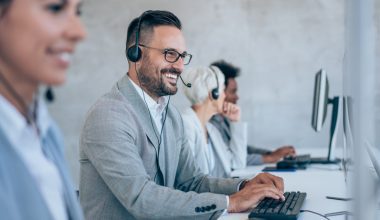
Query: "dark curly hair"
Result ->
[[210, 60, 241, 87]]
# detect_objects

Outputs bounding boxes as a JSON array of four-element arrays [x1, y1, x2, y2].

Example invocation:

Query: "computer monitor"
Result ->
[[311, 69, 329, 132], [310, 69, 341, 164]]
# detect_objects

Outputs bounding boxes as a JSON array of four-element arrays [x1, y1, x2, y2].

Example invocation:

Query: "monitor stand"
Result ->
[[310, 157, 341, 164], [310, 96, 341, 164]]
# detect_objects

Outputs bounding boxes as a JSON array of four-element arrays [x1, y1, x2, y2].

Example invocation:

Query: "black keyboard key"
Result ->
[[289, 200, 297, 210]]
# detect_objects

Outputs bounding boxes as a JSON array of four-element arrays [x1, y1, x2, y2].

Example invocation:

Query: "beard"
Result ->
[[137, 55, 180, 97]]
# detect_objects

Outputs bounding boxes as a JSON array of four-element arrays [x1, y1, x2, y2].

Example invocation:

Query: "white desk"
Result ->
[[220, 149, 350, 220]]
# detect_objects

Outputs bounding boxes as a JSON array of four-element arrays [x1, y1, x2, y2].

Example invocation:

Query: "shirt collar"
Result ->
[[36, 98, 51, 138], [128, 76, 168, 116], [0, 94, 52, 143]]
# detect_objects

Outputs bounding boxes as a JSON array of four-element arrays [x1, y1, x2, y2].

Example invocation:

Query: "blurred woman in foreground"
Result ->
[[0, 0, 86, 219]]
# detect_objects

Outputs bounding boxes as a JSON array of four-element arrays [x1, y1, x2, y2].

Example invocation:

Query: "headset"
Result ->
[[126, 11, 151, 62], [209, 66, 220, 100]]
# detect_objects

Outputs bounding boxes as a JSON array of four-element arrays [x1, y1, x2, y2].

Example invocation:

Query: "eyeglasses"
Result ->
[[139, 44, 192, 65]]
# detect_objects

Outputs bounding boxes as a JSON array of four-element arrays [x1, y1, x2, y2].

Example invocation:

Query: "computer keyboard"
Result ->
[[283, 154, 311, 164], [276, 154, 311, 169], [248, 191, 307, 220]]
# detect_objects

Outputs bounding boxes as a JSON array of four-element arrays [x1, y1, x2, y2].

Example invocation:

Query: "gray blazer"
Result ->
[[79, 75, 243, 220]]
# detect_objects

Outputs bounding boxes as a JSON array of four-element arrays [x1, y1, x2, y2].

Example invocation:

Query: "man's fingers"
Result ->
[[230, 182, 286, 212], [276, 146, 296, 157], [272, 176, 284, 193], [264, 175, 284, 193], [253, 184, 285, 201], [252, 174, 284, 193]]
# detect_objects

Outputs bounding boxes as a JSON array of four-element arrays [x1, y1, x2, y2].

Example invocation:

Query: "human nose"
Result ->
[[64, 13, 87, 43], [172, 56, 185, 71]]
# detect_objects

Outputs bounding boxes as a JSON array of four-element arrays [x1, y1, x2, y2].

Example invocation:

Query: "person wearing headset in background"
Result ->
[[181, 66, 247, 178], [79, 10, 285, 220], [0, 0, 86, 219], [209, 60, 296, 165]]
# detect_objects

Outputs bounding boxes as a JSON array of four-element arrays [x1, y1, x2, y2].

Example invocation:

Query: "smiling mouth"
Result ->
[[47, 47, 74, 69], [164, 73, 178, 85]]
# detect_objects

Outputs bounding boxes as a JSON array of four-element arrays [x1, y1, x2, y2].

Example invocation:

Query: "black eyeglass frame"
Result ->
[[139, 44, 192, 65]]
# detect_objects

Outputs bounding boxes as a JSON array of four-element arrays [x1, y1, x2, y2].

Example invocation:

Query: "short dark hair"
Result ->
[[211, 60, 241, 87], [126, 10, 182, 50]]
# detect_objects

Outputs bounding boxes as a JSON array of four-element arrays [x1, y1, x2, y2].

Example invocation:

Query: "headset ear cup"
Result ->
[[127, 46, 142, 62], [211, 88, 219, 100]]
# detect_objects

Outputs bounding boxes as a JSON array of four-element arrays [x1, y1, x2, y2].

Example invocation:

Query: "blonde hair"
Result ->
[[181, 66, 225, 105]]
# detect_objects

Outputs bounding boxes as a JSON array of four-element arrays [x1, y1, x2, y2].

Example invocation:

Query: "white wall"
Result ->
[[48, 0, 345, 186]]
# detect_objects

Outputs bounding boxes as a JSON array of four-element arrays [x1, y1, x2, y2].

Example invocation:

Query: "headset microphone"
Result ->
[[179, 75, 191, 88]]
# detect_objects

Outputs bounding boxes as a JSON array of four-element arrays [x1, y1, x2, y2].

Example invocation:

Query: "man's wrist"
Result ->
[[262, 154, 273, 163], [227, 195, 237, 213], [238, 179, 249, 191]]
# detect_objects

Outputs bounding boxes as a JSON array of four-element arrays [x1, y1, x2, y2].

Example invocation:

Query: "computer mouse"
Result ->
[[276, 160, 297, 169], [283, 155, 296, 161]]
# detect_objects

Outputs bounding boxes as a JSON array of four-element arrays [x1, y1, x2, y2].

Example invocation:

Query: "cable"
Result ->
[[134, 62, 171, 182], [300, 210, 330, 220], [325, 211, 352, 217], [0, 70, 39, 131], [0, 71, 30, 120]]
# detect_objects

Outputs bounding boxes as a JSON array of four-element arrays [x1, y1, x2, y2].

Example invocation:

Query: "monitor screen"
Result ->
[[311, 69, 329, 132]]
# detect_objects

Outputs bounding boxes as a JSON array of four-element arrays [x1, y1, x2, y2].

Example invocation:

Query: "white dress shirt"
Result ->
[[129, 77, 168, 134], [0, 95, 67, 220]]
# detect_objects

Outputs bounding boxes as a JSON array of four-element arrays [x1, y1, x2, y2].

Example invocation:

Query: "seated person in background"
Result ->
[[210, 60, 296, 165], [181, 66, 247, 178], [79, 10, 285, 220]]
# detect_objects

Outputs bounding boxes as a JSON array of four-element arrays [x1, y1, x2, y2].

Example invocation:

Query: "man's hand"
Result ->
[[222, 102, 240, 122], [248, 173, 284, 192], [263, 145, 296, 163], [228, 173, 285, 213]]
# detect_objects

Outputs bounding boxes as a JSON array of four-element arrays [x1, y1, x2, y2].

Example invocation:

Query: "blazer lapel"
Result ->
[[41, 130, 83, 220], [0, 129, 53, 219], [158, 113, 173, 186], [116, 75, 160, 148]]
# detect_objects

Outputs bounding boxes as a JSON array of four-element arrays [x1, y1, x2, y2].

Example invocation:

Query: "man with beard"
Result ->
[[79, 10, 285, 220]]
